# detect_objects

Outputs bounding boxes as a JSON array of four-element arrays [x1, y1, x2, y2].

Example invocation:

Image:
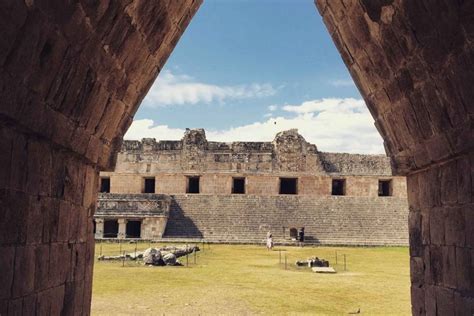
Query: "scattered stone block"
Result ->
[[312, 267, 336, 273], [162, 253, 177, 266]]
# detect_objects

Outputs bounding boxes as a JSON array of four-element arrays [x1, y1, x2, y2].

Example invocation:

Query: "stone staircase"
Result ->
[[163, 195, 409, 246]]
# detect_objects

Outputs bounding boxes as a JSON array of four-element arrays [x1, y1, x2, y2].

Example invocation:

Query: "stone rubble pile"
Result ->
[[98, 245, 200, 266], [295, 257, 330, 268]]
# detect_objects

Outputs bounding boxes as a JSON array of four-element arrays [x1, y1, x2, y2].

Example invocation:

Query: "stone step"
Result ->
[[163, 195, 409, 246]]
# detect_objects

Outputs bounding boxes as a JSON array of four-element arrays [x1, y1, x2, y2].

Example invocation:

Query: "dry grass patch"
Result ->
[[92, 243, 410, 315]]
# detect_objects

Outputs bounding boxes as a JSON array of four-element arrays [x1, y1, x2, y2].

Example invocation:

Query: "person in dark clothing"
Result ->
[[298, 227, 305, 247]]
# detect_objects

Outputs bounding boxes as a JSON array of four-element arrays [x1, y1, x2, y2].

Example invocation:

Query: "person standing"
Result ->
[[266, 231, 273, 250], [298, 227, 305, 247]]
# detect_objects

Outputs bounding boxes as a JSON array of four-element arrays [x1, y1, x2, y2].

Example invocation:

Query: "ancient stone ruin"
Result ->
[[296, 257, 330, 268], [1, 1, 473, 314], [95, 129, 409, 245], [95, 194, 171, 239], [98, 245, 199, 266]]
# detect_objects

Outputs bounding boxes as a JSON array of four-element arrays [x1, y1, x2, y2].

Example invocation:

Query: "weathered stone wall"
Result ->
[[96, 193, 171, 217], [1, 0, 471, 314], [0, 1, 201, 314], [102, 129, 407, 197], [115, 129, 392, 176], [95, 193, 171, 239], [103, 172, 407, 197], [0, 129, 97, 315], [315, 0, 474, 313], [164, 195, 409, 245], [142, 217, 169, 240], [99, 129, 408, 245]]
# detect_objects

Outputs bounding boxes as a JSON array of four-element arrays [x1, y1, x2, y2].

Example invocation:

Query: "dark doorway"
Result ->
[[126, 220, 142, 238], [232, 177, 245, 194], [143, 178, 155, 193], [93, 220, 96, 234], [279, 178, 298, 195], [331, 179, 346, 196], [289, 227, 298, 239], [187, 176, 200, 193], [100, 177, 110, 193], [378, 179, 392, 196], [103, 219, 118, 238]]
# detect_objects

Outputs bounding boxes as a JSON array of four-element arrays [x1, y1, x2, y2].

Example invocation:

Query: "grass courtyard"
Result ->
[[92, 242, 410, 315]]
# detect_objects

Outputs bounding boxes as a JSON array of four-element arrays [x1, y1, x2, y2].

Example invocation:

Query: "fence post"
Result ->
[[194, 249, 197, 264], [284, 253, 287, 270], [99, 239, 102, 256], [122, 251, 125, 267], [119, 239, 122, 256]]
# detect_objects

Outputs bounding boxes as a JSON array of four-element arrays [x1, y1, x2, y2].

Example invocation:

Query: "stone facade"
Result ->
[[95, 194, 170, 239], [1, 0, 473, 314], [95, 129, 409, 245]]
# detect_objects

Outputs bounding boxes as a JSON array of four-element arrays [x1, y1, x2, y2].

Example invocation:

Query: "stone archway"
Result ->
[[0, 0, 472, 314], [0, 1, 202, 314], [315, 1, 474, 314]]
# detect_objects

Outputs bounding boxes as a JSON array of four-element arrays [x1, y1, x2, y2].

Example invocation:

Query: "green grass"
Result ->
[[92, 242, 410, 315]]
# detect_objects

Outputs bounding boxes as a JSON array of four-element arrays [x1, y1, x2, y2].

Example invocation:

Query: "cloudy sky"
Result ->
[[126, 0, 385, 154]]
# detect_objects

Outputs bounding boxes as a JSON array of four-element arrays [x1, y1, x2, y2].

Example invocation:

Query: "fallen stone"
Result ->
[[163, 253, 177, 265], [312, 267, 336, 273], [98, 254, 125, 261], [143, 248, 162, 265], [97, 244, 199, 266], [295, 257, 329, 268]]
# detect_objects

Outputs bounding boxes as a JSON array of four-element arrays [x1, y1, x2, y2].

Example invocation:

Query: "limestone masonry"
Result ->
[[95, 129, 408, 245]]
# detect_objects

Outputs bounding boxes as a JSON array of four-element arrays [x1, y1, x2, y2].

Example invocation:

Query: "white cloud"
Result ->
[[142, 71, 276, 107], [268, 105, 278, 111], [123, 120, 184, 140], [125, 98, 384, 154], [329, 79, 355, 87], [282, 98, 365, 114]]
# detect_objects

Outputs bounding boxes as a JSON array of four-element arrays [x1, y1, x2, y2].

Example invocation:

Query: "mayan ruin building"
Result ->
[[94, 128, 408, 245], [1, 0, 473, 314]]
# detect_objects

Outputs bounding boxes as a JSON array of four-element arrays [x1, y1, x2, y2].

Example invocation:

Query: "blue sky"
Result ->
[[126, 0, 385, 154]]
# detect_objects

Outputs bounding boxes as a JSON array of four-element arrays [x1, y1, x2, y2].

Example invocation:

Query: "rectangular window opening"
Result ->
[[232, 177, 245, 194], [332, 179, 346, 196], [187, 176, 200, 194], [143, 177, 155, 193], [279, 178, 298, 195], [126, 220, 142, 238], [103, 219, 118, 238], [378, 179, 392, 196], [100, 177, 110, 193]]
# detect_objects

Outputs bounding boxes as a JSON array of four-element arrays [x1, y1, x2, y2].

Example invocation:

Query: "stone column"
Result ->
[[141, 218, 150, 240], [95, 218, 104, 239], [118, 219, 127, 239]]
